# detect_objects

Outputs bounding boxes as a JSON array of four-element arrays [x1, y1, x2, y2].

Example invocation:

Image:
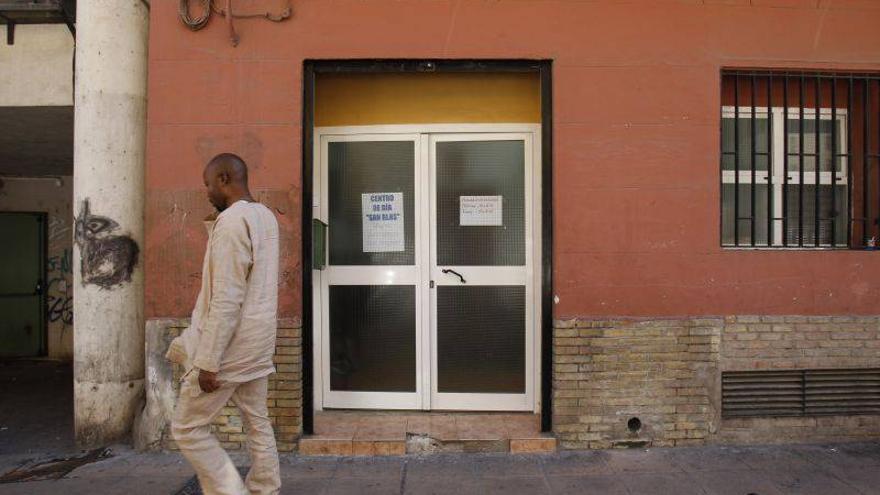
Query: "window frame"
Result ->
[[721, 105, 849, 248]]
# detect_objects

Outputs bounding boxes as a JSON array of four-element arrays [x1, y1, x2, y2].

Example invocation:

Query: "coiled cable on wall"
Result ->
[[178, 0, 292, 45], [179, 0, 212, 31]]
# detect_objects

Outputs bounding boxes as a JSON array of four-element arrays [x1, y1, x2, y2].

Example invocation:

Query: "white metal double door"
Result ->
[[316, 129, 535, 411]]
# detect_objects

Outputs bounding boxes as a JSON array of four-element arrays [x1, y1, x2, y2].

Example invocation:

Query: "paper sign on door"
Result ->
[[362, 192, 405, 252], [460, 195, 503, 226]]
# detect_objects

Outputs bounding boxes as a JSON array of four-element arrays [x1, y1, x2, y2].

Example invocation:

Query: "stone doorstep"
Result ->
[[297, 435, 557, 456], [302, 411, 554, 456], [510, 436, 558, 454]]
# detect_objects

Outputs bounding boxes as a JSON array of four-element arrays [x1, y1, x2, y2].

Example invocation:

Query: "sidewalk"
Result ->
[[1, 441, 879, 494]]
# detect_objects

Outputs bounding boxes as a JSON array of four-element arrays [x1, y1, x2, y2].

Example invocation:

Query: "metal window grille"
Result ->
[[721, 71, 880, 249], [722, 368, 880, 418]]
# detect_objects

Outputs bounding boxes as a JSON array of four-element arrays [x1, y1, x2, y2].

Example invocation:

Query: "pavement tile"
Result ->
[[467, 476, 550, 494], [0, 455, 30, 476], [334, 456, 405, 479], [0, 362, 76, 457], [622, 472, 708, 495], [403, 476, 475, 495], [836, 467, 880, 495], [4, 440, 880, 495], [667, 446, 753, 472], [690, 469, 785, 495], [540, 450, 614, 476], [467, 453, 544, 478], [405, 476, 549, 495], [604, 448, 685, 473], [794, 442, 880, 470], [279, 455, 339, 477], [759, 467, 865, 495], [545, 474, 630, 495], [0, 476, 130, 495], [278, 477, 332, 495], [737, 445, 821, 472], [127, 475, 195, 494], [404, 454, 482, 480], [470, 454, 544, 478], [324, 476, 401, 495], [835, 442, 880, 463]]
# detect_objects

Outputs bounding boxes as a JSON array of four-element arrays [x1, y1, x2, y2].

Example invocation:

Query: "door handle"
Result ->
[[441, 269, 466, 284], [312, 219, 328, 270]]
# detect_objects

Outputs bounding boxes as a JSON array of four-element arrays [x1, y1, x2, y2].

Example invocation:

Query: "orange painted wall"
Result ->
[[145, 0, 880, 319]]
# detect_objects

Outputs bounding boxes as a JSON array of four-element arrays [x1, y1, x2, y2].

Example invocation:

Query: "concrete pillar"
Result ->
[[73, 0, 148, 447]]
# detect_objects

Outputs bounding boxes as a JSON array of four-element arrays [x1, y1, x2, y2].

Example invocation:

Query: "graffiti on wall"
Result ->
[[48, 214, 71, 243], [75, 199, 140, 289], [47, 248, 73, 326]]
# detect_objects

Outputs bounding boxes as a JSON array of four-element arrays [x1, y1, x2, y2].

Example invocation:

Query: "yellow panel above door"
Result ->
[[315, 72, 541, 127]]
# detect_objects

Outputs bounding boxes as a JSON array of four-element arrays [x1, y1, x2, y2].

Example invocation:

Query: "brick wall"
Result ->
[[552, 316, 880, 449], [721, 316, 880, 370], [155, 319, 303, 452], [144, 315, 878, 452], [717, 316, 880, 444], [552, 318, 722, 449]]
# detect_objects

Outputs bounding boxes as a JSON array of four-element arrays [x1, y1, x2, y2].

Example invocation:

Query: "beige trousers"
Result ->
[[172, 374, 281, 495]]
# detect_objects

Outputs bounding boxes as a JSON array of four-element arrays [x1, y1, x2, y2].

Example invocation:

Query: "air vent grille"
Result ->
[[722, 368, 880, 418]]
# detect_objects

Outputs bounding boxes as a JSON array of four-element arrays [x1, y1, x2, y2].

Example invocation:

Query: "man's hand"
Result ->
[[198, 369, 221, 393]]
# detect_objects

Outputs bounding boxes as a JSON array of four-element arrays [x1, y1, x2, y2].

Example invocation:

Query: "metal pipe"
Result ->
[[767, 74, 774, 246], [831, 78, 838, 246], [799, 75, 805, 247], [815, 75, 821, 246], [784, 75, 790, 246], [864, 80, 870, 246], [751, 75, 757, 245], [848, 77, 854, 247], [734, 75, 740, 246]]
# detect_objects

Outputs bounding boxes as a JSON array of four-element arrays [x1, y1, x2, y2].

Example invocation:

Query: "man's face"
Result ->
[[203, 165, 227, 212]]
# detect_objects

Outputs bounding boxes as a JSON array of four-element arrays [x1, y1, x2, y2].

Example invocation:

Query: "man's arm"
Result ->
[[192, 214, 253, 386]]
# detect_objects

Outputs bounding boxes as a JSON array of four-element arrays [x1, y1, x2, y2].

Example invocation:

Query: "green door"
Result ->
[[0, 212, 46, 357]]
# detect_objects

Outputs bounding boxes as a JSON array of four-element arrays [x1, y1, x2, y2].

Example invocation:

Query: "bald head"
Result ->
[[203, 153, 254, 212], [206, 153, 249, 185]]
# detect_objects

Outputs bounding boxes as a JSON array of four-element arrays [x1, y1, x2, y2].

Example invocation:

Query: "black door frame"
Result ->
[[0, 211, 48, 357], [301, 60, 553, 433]]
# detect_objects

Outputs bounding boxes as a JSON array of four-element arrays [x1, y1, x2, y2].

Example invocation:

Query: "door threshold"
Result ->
[[300, 410, 555, 456]]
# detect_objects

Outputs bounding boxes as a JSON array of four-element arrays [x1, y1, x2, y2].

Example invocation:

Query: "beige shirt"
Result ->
[[167, 200, 280, 384]]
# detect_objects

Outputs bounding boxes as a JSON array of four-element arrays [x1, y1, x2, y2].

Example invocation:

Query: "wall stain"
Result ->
[[75, 199, 140, 289]]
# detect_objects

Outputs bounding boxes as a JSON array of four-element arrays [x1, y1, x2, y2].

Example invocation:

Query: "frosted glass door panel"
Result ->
[[329, 285, 416, 392], [437, 286, 525, 394], [435, 140, 525, 266], [328, 141, 415, 266]]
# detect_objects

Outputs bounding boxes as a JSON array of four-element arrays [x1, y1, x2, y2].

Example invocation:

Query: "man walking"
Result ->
[[166, 153, 281, 495]]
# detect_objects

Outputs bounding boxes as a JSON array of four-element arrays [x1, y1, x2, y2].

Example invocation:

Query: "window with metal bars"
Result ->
[[721, 71, 880, 248]]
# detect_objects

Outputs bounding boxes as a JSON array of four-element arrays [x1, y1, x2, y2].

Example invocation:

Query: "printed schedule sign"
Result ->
[[362, 192, 404, 252], [459, 195, 503, 226]]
